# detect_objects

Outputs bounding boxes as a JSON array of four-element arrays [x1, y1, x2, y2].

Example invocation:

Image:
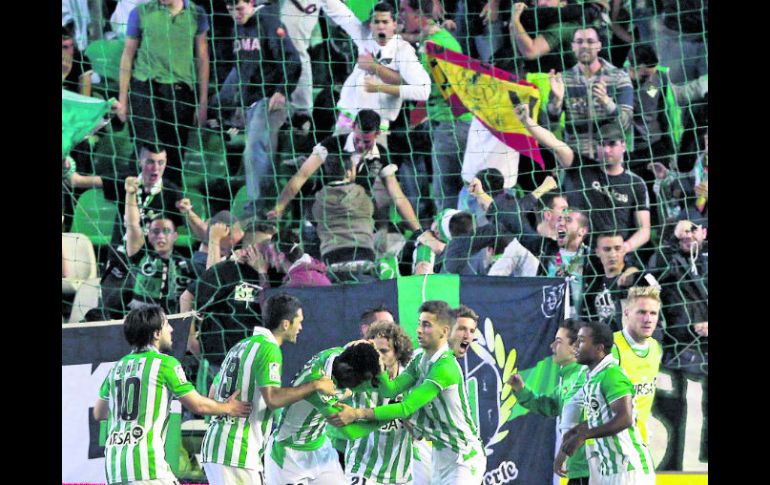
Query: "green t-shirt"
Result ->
[[201, 328, 283, 470], [419, 29, 473, 123], [99, 349, 194, 484]]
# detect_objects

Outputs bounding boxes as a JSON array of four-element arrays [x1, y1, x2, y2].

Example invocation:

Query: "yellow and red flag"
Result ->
[[424, 41, 545, 168]]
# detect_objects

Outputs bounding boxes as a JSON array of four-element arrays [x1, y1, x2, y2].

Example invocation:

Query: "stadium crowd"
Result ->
[[63, 0, 707, 482]]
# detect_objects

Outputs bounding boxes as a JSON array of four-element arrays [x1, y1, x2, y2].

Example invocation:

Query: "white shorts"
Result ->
[[589, 470, 656, 485], [125, 479, 179, 485], [410, 440, 432, 485], [346, 472, 408, 485], [203, 462, 264, 485], [265, 437, 344, 485], [431, 446, 486, 485]]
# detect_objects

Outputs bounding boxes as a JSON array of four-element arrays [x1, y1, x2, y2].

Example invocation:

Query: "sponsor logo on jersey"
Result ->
[[269, 362, 280, 382], [485, 461, 519, 483], [108, 425, 145, 446], [634, 380, 656, 396], [174, 365, 188, 384]]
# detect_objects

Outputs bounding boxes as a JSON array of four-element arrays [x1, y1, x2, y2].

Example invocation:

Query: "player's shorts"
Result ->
[[124, 479, 179, 485], [410, 440, 432, 485], [431, 445, 486, 485], [345, 472, 410, 485], [202, 462, 264, 485], [265, 436, 344, 485], [589, 470, 655, 485]]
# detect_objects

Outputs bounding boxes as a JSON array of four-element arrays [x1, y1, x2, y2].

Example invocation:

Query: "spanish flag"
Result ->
[[424, 41, 544, 168]]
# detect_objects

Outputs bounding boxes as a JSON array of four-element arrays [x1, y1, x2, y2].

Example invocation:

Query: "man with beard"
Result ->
[[93, 305, 252, 485]]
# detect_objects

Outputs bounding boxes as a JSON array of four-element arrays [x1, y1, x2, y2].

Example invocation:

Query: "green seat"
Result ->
[[71, 189, 118, 247]]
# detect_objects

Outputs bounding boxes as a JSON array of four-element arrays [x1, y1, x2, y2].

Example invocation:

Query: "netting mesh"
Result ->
[[62, 0, 707, 472]]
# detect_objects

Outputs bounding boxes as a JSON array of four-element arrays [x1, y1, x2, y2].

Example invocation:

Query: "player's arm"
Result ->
[[509, 374, 562, 417], [179, 389, 252, 417], [124, 176, 144, 257], [260, 376, 336, 410], [373, 367, 417, 398], [269, 152, 325, 219], [93, 398, 110, 421], [562, 394, 634, 456]]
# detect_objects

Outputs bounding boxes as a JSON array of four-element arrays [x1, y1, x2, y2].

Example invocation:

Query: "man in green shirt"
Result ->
[[329, 300, 486, 484], [400, 0, 473, 214], [93, 305, 252, 485], [117, 0, 210, 187], [508, 319, 589, 484], [560, 320, 655, 485], [201, 293, 337, 485]]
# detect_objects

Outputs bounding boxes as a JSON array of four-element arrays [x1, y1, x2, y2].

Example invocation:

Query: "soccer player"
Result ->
[[449, 304, 479, 359], [328, 300, 486, 484], [344, 321, 416, 485], [559, 321, 655, 485], [612, 286, 663, 445], [508, 319, 589, 485], [264, 342, 384, 484], [93, 305, 252, 485], [200, 293, 337, 485]]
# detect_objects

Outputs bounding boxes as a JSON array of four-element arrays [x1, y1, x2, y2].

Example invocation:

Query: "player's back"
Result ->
[[201, 328, 282, 470], [100, 349, 193, 484]]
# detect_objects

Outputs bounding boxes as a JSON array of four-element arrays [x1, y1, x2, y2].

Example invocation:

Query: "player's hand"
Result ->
[[326, 403, 360, 427], [268, 91, 286, 112], [358, 51, 377, 74], [209, 222, 230, 243], [481, 1, 500, 25], [176, 198, 193, 214], [592, 81, 610, 107], [125, 176, 139, 195], [560, 423, 587, 456], [553, 450, 569, 477], [224, 390, 253, 417], [618, 266, 640, 287], [548, 69, 565, 103], [314, 376, 337, 396], [507, 373, 525, 392]]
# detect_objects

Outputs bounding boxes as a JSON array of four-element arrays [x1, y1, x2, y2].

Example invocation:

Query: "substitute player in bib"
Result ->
[[93, 305, 252, 485], [265, 342, 384, 484], [200, 293, 337, 485], [329, 300, 486, 485], [560, 321, 655, 485], [344, 321, 416, 485], [612, 286, 663, 446]]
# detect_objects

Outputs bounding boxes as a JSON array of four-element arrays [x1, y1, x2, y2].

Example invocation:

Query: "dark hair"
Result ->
[[321, 154, 353, 182], [275, 229, 304, 264], [475, 168, 506, 197], [139, 144, 165, 157], [366, 321, 414, 367], [62, 26, 73, 39], [123, 305, 166, 348], [559, 318, 585, 344], [206, 210, 238, 241], [407, 0, 435, 16], [453, 304, 479, 322], [570, 210, 589, 231], [580, 320, 614, 355], [262, 293, 303, 331], [418, 300, 455, 328], [148, 215, 176, 231], [595, 232, 623, 246], [332, 343, 383, 389], [360, 304, 393, 327], [628, 43, 659, 68], [449, 212, 474, 237], [355, 109, 381, 133], [371, 1, 396, 21]]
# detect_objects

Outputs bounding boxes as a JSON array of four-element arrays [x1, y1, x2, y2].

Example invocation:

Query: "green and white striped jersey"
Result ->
[[581, 354, 655, 476], [98, 347, 194, 484], [345, 366, 413, 484], [377, 344, 482, 458], [201, 327, 282, 470]]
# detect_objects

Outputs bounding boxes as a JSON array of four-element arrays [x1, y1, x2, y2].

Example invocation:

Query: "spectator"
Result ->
[[509, 0, 581, 75], [332, 1, 431, 143], [582, 233, 644, 332], [535, 192, 569, 240], [275, 229, 332, 287], [62, 26, 94, 95], [199, 211, 246, 274], [101, 145, 184, 319], [516, 103, 651, 252], [311, 153, 377, 283], [547, 26, 634, 158], [647, 220, 707, 374], [399, 0, 473, 214], [123, 176, 195, 314], [270, 110, 436, 251], [451, 0, 504, 63], [625, 43, 708, 179], [209, 0, 302, 217], [649, 0, 708, 85], [117, 0, 210, 187], [109, 0, 152, 38]]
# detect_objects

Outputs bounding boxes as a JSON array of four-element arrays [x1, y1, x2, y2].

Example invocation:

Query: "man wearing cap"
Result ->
[[515, 103, 651, 253]]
